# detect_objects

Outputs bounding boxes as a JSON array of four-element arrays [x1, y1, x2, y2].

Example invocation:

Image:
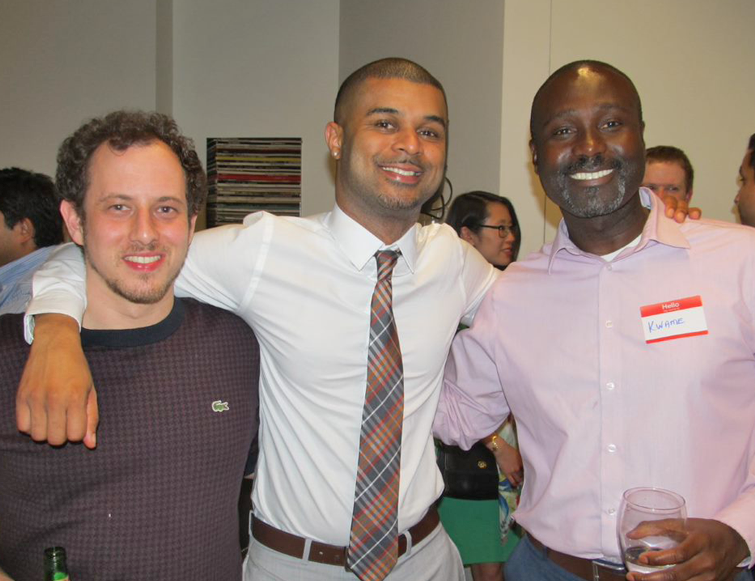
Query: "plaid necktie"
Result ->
[[347, 250, 404, 581]]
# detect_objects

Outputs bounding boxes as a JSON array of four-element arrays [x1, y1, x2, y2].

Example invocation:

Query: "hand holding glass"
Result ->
[[617, 487, 687, 574]]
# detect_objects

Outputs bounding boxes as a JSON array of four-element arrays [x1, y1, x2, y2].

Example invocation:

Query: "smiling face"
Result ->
[[530, 65, 646, 220], [61, 140, 196, 326], [326, 77, 448, 238], [642, 160, 691, 202]]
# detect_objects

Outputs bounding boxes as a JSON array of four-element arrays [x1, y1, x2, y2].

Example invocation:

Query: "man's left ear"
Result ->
[[13, 218, 35, 244], [529, 140, 539, 173], [188, 214, 198, 243], [60, 200, 84, 246], [325, 122, 344, 159]]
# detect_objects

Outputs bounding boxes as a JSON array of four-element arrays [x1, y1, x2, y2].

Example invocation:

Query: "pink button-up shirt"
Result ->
[[434, 190, 755, 562]]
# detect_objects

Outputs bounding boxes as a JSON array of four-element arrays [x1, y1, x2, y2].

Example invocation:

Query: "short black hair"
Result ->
[[56, 110, 206, 221], [530, 60, 643, 139], [334, 57, 447, 125], [445, 190, 521, 262], [646, 145, 694, 192], [748, 134, 755, 172], [0, 167, 63, 248]]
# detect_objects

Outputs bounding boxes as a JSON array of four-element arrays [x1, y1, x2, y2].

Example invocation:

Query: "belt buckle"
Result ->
[[343, 547, 351, 572], [591, 559, 626, 580]]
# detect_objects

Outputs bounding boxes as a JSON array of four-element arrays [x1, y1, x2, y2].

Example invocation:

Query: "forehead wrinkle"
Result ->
[[95, 192, 186, 204], [365, 107, 447, 129], [540, 102, 635, 128]]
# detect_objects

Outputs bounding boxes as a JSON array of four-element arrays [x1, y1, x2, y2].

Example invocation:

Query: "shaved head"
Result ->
[[530, 60, 643, 140], [334, 58, 447, 127]]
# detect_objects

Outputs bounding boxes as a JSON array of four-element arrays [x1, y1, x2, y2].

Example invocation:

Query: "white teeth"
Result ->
[[570, 169, 614, 180], [382, 166, 420, 177], [125, 255, 161, 264]]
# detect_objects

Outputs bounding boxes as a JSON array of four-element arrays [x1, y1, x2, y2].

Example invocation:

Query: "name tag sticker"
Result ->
[[640, 295, 708, 344]]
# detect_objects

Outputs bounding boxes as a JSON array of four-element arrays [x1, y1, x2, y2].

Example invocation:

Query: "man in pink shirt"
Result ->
[[435, 60, 754, 581]]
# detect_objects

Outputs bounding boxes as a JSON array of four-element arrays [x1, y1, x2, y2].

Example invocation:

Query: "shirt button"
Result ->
[[606, 382, 615, 390], [606, 264, 613, 271], [607, 444, 617, 453], [608, 508, 616, 516], [605, 320, 613, 328]]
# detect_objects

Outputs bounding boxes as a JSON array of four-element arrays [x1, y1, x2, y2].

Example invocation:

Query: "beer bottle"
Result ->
[[43, 547, 69, 581]]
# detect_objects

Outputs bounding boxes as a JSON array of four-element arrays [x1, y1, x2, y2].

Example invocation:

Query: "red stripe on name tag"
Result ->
[[640, 295, 703, 317], [646, 330, 709, 344]]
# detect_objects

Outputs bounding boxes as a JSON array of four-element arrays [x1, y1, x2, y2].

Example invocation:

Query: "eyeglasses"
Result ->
[[478, 224, 516, 238]]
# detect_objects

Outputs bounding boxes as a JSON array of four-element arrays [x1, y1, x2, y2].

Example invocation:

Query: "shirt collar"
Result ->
[[324, 204, 419, 273], [0, 245, 58, 284], [547, 188, 691, 272]]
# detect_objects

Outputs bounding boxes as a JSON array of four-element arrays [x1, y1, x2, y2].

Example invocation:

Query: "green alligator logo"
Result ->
[[212, 400, 230, 412]]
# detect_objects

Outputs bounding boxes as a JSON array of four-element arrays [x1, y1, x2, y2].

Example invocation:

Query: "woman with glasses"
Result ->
[[447, 191, 520, 270], [438, 191, 523, 581]]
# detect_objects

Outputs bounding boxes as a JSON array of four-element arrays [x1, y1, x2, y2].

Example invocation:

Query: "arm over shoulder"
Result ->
[[457, 237, 499, 328], [434, 284, 510, 449], [175, 212, 274, 313], [24, 243, 86, 342]]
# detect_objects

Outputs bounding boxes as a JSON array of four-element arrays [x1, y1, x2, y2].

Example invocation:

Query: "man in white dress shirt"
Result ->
[[16, 58, 497, 581]]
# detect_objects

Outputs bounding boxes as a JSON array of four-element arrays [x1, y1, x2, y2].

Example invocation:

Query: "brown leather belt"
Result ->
[[527, 532, 627, 581], [252, 506, 440, 568]]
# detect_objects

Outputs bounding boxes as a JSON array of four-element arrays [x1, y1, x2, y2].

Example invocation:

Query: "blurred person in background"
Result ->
[[437, 191, 524, 581], [0, 167, 63, 314], [735, 134, 755, 227], [642, 145, 694, 203]]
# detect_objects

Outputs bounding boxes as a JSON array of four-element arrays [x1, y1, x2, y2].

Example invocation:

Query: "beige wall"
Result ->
[[0, 0, 158, 177], [502, 0, 755, 258], [0, 0, 340, 218], [170, 0, 340, 217]]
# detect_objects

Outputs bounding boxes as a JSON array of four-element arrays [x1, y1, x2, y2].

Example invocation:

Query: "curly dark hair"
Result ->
[[0, 167, 63, 248], [56, 110, 206, 220]]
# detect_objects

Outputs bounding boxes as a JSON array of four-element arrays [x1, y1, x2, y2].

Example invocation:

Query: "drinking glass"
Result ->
[[617, 487, 687, 574]]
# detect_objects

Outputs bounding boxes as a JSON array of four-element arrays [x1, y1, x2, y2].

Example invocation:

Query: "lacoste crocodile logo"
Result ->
[[212, 400, 230, 412]]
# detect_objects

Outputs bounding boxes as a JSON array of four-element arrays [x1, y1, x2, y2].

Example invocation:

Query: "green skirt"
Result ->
[[438, 496, 521, 566]]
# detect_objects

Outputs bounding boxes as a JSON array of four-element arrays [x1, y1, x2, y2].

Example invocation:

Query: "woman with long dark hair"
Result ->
[[439, 191, 523, 581]]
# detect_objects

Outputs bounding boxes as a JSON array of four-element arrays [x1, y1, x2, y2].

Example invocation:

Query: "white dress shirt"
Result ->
[[26, 205, 496, 545], [435, 190, 755, 562]]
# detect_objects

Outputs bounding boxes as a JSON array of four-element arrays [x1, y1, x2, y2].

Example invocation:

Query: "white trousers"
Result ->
[[243, 522, 465, 581]]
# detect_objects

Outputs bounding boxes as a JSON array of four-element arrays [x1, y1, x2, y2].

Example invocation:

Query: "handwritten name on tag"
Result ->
[[640, 295, 708, 344]]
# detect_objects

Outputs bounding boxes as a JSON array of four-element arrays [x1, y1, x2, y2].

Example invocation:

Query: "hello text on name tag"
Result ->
[[640, 295, 708, 344]]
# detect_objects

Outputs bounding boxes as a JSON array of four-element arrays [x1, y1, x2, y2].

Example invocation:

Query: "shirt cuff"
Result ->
[[24, 291, 86, 344]]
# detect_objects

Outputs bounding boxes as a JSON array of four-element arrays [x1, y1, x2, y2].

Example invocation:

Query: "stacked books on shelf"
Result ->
[[206, 137, 302, 226]]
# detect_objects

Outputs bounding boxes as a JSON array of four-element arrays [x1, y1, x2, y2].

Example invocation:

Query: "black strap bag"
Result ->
[[436, 441, 499, 500]]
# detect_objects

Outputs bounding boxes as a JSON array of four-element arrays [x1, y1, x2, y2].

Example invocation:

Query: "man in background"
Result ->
[[0, 110, 259, 580], [735, 133, 755, 227], [436, 60, 754, 581], [0, 167, 63, 314], [641, 145, 694, 203]]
